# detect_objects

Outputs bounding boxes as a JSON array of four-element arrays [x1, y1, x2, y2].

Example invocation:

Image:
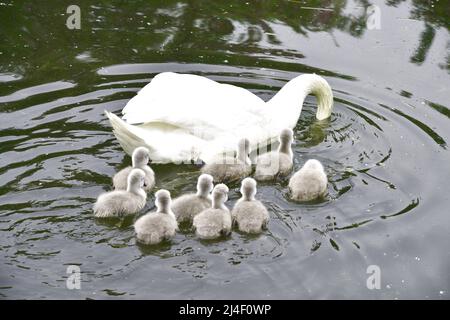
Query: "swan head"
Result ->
[[266, 73, 333, 125], [278, 128, 294, 156], [240, 177, 257, 201], [132, 147, 150, 168], [127, 168, 146, 194], [155, 189, 172, 213], [237, 138, 251, 165], [279, 128, 293, 144], [212, 184, 229, 209], [197, 174, 214, 197], [307, 74, 334, 121], [302, 159, 325, 172]]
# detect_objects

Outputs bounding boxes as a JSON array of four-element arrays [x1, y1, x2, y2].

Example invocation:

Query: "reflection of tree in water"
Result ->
[[387, 0, 450, 69], [149, 0, 370, 53], [1, 0, 448, 77], [0, 1, 371, 64]]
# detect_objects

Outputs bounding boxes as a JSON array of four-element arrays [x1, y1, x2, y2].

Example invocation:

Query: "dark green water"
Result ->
[[0, 0, 449, 299]]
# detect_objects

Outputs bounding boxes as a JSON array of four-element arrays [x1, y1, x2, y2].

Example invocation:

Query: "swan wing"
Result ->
[[121, 72, 267, 139]]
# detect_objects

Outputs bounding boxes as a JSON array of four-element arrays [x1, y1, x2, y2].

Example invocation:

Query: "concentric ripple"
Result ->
[[1, 61, 449, 299]]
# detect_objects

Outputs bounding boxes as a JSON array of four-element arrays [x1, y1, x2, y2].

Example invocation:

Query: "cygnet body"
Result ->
[[255, 128, 293, 181], [289, 159, 327, 201], [113, 147, 155, 192], [171, 174, 213, 224], [94, 169, 147, 218], [193, 184, 231, 239], [232, 178, 269, 233], [134, 189, 178, 245], [201, 138, 251, 183]]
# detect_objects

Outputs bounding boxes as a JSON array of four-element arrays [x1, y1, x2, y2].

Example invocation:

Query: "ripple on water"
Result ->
[[0, 61, 449, 299]]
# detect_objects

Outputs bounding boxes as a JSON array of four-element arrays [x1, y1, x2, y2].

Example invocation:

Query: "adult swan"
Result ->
[[105, 72, 333, 164]]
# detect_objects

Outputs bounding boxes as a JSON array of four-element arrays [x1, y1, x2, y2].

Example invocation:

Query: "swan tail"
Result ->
[[105, 110, 148, 156]]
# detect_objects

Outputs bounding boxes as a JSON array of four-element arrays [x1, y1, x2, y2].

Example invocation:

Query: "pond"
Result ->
[[0, 0, 449, 299]]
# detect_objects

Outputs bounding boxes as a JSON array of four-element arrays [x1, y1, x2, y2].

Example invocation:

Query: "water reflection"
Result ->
[[2, 0, 448, 82]]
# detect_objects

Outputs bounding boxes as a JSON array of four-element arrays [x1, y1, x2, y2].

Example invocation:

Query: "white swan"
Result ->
[[193, 184, 232, 239], [94, 169, 146, 218], [254, 128, 293, 181], [232, 178, 269, 234], [200, 138, 252, 183], [288, 159, 328, 202], [134, 189, 178, 245], [112, 147, 155, 192], [105, 72, 333, 164], [171, 174, 213, 224]]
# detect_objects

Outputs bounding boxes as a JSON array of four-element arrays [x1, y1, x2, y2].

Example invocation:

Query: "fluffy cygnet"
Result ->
[[254, 128, 293, 181], [288, 159, 327, 201], [134, 189, 179, 245], [193, 184, 232, 239], [201, 138, 252, 183], [94, 169, 147, 218], [113, 146, 155, 192], [231, 178, 269, 233], [171, 174, 214, 224]]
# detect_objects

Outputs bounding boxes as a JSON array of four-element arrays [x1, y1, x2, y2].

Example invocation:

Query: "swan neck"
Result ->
[[278, 142, 292, 158], [267, 74, 333, 128], [196, 190, 209, 198], [212, 199, 226, 210], [237, 149, 249, 164], [242, 194, 255, 201], [157, 203, 171, 214], [128, 185, 145, 199]]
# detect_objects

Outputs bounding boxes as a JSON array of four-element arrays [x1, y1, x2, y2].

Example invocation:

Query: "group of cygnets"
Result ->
[[93, 128, 328, 245]]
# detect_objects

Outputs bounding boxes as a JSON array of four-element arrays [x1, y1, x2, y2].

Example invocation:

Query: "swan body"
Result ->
[[289, 159, 328, 201], [232, 178, 269, 233], [134, 189, 178, 245], [172, 174, 213, 223], [254, 128, 293, 181], [193, 184, 232, 239], [113, 147, 155, 192], [94, 169, 146, 218], [106, 72, 333, 164], [201, 138, 252, 183]]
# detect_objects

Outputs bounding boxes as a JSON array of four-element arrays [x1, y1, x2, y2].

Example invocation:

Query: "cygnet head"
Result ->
[[240, 177, 257, 201], [237, 138, 251, 164], [127, 168, 146, 193], [212, 184, 229, 209], [279, 128, 293, 144], [303, 159, 324, 172], [132, 147, 150, 168], [196, 174, 214, 197], [155, 189, 172, 213], [278, 128, 293, 155]]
